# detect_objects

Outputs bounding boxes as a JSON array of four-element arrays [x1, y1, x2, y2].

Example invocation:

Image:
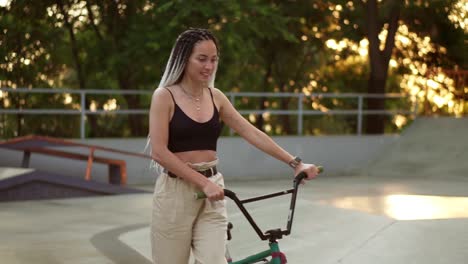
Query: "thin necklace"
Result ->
[[179, 84, 203, 111]]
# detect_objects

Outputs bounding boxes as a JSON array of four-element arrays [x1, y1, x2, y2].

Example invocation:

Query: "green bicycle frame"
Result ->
[[229, 242, 282, 264]]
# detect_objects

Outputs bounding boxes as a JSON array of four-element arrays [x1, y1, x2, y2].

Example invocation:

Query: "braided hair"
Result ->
[[158, 28, 219, 88]]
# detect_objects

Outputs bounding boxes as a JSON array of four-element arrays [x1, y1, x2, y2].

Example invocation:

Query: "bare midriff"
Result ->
[[174, 150, 217, 164]]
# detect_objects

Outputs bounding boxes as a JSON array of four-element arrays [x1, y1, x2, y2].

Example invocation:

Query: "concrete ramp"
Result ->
[[0, 167, 149, 202], [365, 117, 468, 179]]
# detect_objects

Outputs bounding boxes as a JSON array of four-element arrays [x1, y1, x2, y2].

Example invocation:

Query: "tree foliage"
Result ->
[[0, 0, 466, 138]]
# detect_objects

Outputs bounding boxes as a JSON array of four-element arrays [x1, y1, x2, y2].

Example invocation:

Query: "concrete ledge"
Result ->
[[0, 135, 397, 184]]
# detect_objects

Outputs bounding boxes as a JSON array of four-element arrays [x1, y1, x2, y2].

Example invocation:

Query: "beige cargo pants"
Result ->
[[151, 159, 228, 264]]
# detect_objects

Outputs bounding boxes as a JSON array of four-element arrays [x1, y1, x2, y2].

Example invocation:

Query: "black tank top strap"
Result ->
[[208, 88, 216, 108], [164, 87, 176, 104]]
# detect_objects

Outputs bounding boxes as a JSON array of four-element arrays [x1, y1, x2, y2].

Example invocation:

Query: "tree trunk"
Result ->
[[57, 0, 101, 137], [366, 75, 386, 133], [57, 0, 86, 89], [364, 0, 402, 134], [109, 1, 143, 136]]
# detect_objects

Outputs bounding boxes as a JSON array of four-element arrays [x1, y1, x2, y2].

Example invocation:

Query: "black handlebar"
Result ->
[[194, 167, 323, 241], [195, 166, 323, 200]]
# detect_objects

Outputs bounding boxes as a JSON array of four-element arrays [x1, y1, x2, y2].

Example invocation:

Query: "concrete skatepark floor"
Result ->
[[1, 175, 467, 264]]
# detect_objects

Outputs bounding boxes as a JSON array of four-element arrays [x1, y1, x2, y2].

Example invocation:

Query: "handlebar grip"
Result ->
[[194, 191, 207, 200], [194, 189, 235, 200], [295, 165, 324, 183], [318, 165, 324, 173]]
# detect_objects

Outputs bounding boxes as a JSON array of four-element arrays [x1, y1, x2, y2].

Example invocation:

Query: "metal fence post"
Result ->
[[357, 95, 363, 135], [80, 91, 86, 139], [298, 93, 303, 135]]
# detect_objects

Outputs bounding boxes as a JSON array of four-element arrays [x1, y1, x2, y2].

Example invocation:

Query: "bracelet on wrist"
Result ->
[[288, 156, 302, 169]]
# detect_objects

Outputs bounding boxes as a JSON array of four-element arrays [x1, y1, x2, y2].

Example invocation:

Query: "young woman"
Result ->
[[149, 28, 319, 264]]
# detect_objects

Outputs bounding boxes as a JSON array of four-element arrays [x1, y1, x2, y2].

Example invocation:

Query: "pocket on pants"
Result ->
[[152, 174, 178, 233]]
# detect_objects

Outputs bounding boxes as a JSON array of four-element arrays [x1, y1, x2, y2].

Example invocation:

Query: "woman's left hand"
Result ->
[[294, 163, 320, 180]]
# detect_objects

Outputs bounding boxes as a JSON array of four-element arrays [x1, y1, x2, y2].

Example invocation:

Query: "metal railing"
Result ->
[[0, 88, 417, 138]]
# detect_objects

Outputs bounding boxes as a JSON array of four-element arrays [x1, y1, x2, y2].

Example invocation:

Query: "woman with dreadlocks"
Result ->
[[148, 28, 320, 264]]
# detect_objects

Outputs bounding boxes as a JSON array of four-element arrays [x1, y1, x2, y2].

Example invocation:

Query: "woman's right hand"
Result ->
[[202, 181, 224, 201]]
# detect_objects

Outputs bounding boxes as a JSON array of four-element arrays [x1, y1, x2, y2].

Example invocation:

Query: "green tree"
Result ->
[[1, 0, 296, 137], [1, 0, 465, 138], [329, 0, 466, 133], [0, 0, 82, 138]]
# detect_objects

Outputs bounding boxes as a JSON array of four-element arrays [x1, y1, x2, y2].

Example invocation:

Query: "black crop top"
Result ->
[[165, 88, 223, 153]]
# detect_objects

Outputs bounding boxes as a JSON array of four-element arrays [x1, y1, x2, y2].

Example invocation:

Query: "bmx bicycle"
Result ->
[[196, 167, 323, 264]]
